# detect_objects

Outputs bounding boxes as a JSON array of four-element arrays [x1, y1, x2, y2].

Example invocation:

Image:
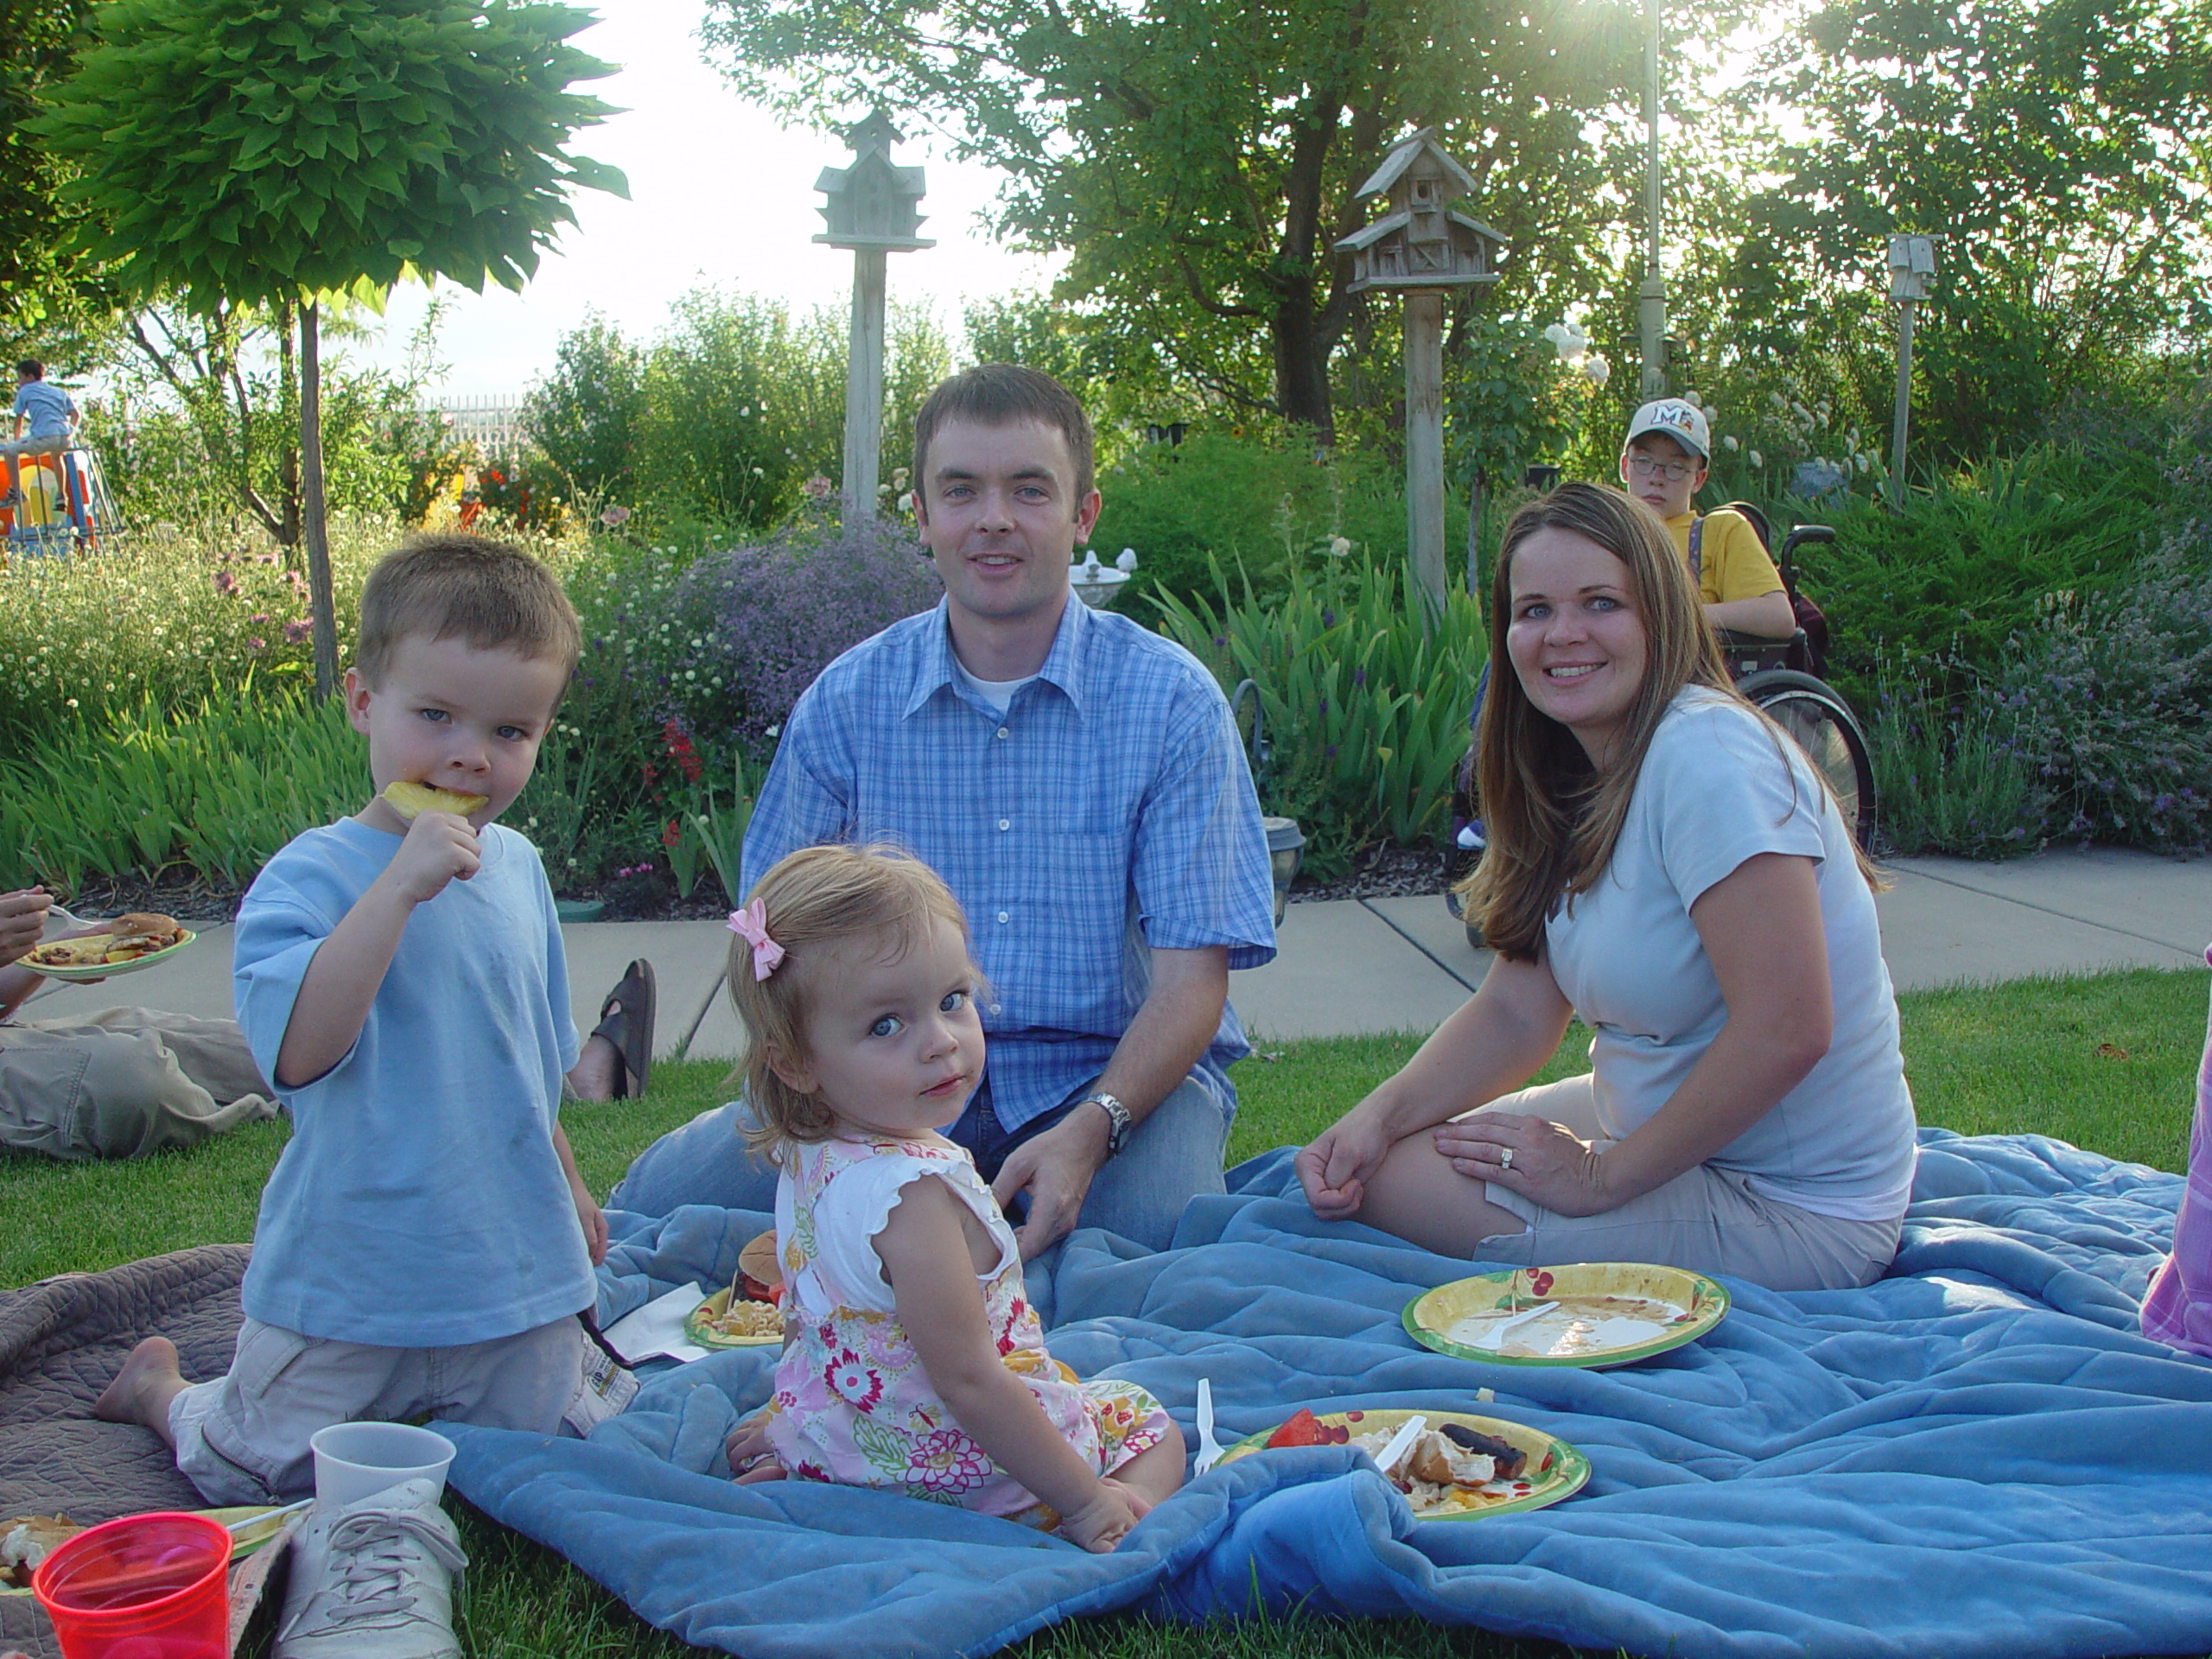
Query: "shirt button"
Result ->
[[996, 818, 1011, 831], [995, 910, 1010, 925], [995, 726, 1010, 740]]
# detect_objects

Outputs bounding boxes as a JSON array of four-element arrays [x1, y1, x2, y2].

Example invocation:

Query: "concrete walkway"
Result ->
[[21, 848, 2208, 1060]]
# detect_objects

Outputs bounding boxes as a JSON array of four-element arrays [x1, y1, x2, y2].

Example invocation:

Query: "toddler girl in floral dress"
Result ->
[[2140, 944, 2212, 1357], [718, 844, 1182, 1551]]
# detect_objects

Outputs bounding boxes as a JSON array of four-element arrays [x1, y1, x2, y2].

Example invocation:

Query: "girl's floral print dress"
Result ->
[[765, 1133, 1170, 1529]]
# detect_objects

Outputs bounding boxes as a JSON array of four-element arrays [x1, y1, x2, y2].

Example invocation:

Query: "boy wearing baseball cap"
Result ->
[[1620, 397, 1794, 639]]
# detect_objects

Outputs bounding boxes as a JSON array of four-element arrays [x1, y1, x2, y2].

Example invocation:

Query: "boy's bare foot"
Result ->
[[93, 1336, 188, 1444]]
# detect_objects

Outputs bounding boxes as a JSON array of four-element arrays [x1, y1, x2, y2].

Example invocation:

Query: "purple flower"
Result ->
[[665, 519, 943, 744], [283, 618, 313, 644], [212, 569, 239, 597], [245, 636, 265, 651]]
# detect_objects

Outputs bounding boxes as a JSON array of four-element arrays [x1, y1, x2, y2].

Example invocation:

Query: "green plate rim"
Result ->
[[23, 926, 197, 982], [1217, 1408, 1589, 1521], [685, 1286, 783, 1349], [1401, 1264, 1730, 1369]]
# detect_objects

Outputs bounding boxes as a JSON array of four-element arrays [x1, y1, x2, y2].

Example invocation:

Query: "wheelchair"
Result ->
[[1446, 520, 1876, 940]]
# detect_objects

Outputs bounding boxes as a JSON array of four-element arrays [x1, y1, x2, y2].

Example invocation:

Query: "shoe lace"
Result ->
[[280, 1510, 467, 1638]]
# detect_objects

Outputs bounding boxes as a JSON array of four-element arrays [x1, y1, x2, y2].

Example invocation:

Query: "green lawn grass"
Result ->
[[6, 965, 2205, 1657]]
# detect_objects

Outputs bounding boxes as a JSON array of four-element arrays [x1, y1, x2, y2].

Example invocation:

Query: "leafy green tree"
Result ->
[[524, 312, 646, 506], [530, 289, 950, 533], [35, 0, 626, 695], [0, 0, 107, 350], [1737, 0, 2212, 460], [700, 0, 1659, 444]]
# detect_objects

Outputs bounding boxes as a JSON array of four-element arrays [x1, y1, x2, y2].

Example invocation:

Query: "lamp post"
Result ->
[[1885, 235, 1936, 509], [1637, 0, 1667, 398], [815, 111, 933, 522], [1335, 129, 1505, 628]]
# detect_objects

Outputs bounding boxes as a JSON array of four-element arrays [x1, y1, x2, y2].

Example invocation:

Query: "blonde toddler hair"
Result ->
[[731, 843, 981, 1156]]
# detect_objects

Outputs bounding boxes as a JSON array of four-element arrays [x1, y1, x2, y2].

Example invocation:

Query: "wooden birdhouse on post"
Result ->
[[1336, 129, 1504, 627], [816, 111, 934, 520]]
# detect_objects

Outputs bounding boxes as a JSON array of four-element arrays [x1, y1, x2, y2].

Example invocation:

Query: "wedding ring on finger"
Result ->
[[1499, 1147, 1514, 1171]]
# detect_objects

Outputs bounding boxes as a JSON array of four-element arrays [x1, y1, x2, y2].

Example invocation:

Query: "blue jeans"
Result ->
[[607, 1073, 1230, 1254]]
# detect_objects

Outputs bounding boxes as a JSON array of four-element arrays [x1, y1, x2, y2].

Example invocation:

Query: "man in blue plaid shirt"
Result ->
[[613, 365, 1277, 1255]]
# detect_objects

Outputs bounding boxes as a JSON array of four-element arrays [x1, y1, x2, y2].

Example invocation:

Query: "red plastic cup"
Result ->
[[30, 1510, 231, 1659]]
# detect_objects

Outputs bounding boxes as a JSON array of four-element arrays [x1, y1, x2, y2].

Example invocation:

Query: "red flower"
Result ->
[[661, 817, 682, 849], [663, 719, 703, 782]]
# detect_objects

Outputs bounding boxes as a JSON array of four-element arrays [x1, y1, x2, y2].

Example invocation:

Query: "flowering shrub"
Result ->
[[660, 517, 943, 746], [0, 520, 386, 739], [1982, 539, 2212, 852]]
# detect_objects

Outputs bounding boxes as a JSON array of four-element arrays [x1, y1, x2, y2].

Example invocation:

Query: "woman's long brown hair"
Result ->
[[1461, 484, 1735, 961]]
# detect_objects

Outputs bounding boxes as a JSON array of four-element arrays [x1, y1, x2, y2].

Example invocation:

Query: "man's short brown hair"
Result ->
[[912, 363, 1095, 507], [354, 532, 581, 690]]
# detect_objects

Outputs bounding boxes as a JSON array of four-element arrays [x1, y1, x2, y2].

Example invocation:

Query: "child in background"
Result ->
[[2140, 945, 2212, 1357], [719, 844, 1183, 1551], [1617, 397, 1795, 641], [95, 533, 609, 1658]]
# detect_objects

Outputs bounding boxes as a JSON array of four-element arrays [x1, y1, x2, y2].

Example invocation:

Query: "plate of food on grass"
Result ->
[[18, 913, 195, 981], [686, 1230, 786, 1349], [1217, 1407, 1589, 1520], [2, 1503, 296, 1593], [1404, 1262, 1728, 1369]]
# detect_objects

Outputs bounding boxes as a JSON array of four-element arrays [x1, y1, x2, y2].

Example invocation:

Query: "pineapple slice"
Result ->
[[381, 780, 490, 821]]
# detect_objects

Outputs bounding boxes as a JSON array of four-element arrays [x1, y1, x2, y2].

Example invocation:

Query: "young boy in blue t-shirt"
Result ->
[[96, 534, 607, 1508]]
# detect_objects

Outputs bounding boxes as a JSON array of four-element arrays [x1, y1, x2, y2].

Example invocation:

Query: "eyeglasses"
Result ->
[[1626, 454, 1696, 482]]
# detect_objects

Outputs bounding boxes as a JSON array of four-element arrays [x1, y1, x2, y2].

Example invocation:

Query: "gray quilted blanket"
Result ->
[[0, 1245, 248, 1657]]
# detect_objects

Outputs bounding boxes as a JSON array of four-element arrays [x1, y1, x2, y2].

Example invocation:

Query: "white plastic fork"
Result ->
[[1193, 1376, 1227, 1474], [1372, 1414, 1428, 1481], [1474, 1300, 1559, 1351]]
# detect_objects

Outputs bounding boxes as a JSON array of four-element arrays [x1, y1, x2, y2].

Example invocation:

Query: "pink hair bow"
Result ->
[[728, 899, 785, 981]]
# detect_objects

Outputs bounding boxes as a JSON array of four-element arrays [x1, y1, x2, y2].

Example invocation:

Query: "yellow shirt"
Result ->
[[1662, 509, 1785, 606]]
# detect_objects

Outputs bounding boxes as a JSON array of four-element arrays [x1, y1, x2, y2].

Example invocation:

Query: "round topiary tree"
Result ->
[[35, 0, 627, 696]]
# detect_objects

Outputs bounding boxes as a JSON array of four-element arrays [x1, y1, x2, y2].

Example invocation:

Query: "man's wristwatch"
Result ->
[[1081, 1092, 1134, 1158]]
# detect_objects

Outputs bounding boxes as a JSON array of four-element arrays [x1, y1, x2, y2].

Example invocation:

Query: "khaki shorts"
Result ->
[[169, 1313, 584, 1505], [1467, 1074, 1902, 1293]]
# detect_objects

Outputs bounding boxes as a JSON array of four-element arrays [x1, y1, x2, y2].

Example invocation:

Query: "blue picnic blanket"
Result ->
[[444, 1130, 2212, 1659]]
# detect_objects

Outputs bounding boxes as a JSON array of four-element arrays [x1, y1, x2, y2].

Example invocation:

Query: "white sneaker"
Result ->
[[272, 1478, 467, 1659]]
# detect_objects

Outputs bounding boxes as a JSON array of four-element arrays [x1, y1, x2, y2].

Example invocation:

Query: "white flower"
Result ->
[[1749, 450, 1764, 468], [1683, 391, 1702, 408], [1722, 435, 1740, 452], [1543, 321, 1589, 365], [1327, 536, 1351, 558], [1580, 352, 1611, 387]]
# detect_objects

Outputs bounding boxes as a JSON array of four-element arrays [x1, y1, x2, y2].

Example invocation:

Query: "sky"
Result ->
[[349, 0, 1063, 401]]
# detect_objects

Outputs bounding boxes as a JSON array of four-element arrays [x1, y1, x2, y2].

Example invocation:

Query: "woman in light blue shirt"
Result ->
[[1297, 483, 1914, 1292]]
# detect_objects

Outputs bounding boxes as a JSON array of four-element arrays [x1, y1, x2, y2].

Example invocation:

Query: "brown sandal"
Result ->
[[589, 958, 656, 1098]]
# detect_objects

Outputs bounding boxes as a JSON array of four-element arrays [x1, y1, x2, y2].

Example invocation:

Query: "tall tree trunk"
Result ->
[[276, 297, 302, 556], [1270, 296, 1335, 444], [301, 299, 338, 702]]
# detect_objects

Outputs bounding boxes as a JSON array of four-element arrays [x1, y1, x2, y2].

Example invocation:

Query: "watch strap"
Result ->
[[1082, 1091, 1133, 1157]]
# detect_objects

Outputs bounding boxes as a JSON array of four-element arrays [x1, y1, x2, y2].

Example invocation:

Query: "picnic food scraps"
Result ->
[[2, 1514, 81, 1587], [1441, 1293, 1688, 1359], [23, 912, 187, 967], [1232, 1408, 1586, 1520]]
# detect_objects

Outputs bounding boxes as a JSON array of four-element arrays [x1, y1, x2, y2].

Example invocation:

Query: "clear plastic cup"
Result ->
[[31, 1510, 231, 1659], [308, 1421, 456, 1507]]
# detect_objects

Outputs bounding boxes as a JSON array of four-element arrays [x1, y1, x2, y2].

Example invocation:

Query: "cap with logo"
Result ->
[[1623, 397, 1710, 461]]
